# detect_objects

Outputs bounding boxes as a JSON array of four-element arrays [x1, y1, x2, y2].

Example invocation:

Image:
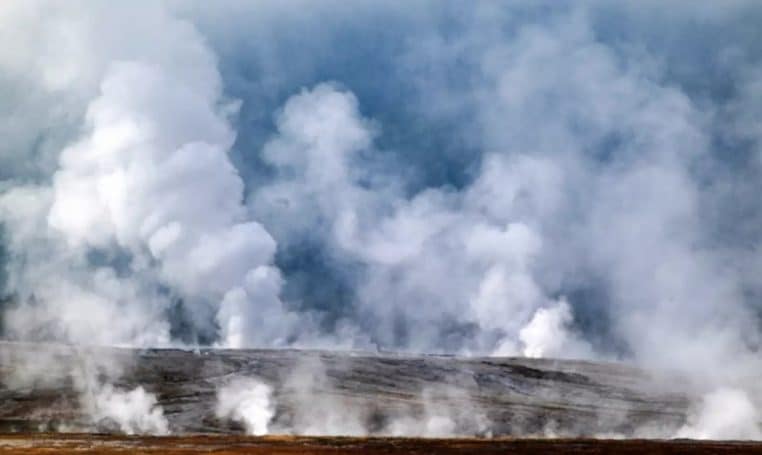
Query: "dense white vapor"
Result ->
[[0, 1, 297, 436], [215, 377, 275, 435], [240, 3, 762, 435], [90, 384, 169, 435], [0, 1, 298, 348], [44, 46, 287, 349], [255, 84, 581, 355], [676, 388, 761, 440], [518, 300, 593, 359], [254, 83, 378, 246]]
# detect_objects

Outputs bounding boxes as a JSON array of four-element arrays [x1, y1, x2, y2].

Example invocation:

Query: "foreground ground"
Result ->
[[1, 434, 762, 454]]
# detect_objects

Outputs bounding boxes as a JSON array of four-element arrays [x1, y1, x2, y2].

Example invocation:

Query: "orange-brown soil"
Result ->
[[1, 434, 761, 454]]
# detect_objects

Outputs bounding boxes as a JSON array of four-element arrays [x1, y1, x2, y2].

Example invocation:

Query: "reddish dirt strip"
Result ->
[[1, 434, 762, 454]]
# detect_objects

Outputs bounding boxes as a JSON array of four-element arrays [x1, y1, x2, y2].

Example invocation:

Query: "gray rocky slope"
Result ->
[[0, 342, 689, 436]]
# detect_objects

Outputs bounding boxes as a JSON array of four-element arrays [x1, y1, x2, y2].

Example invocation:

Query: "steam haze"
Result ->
[[1, 0, 762, 440]]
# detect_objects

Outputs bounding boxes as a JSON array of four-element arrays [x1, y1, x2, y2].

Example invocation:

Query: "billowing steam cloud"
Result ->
[[89, 384, 169, 435], [216, 377, 274, 436], [2, 0, 762, 439], [0, 1, 298, 348], [677, 388, 761, 440]]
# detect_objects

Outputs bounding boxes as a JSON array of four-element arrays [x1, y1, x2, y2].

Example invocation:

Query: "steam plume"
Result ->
[[216, 377, 274, 436]]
